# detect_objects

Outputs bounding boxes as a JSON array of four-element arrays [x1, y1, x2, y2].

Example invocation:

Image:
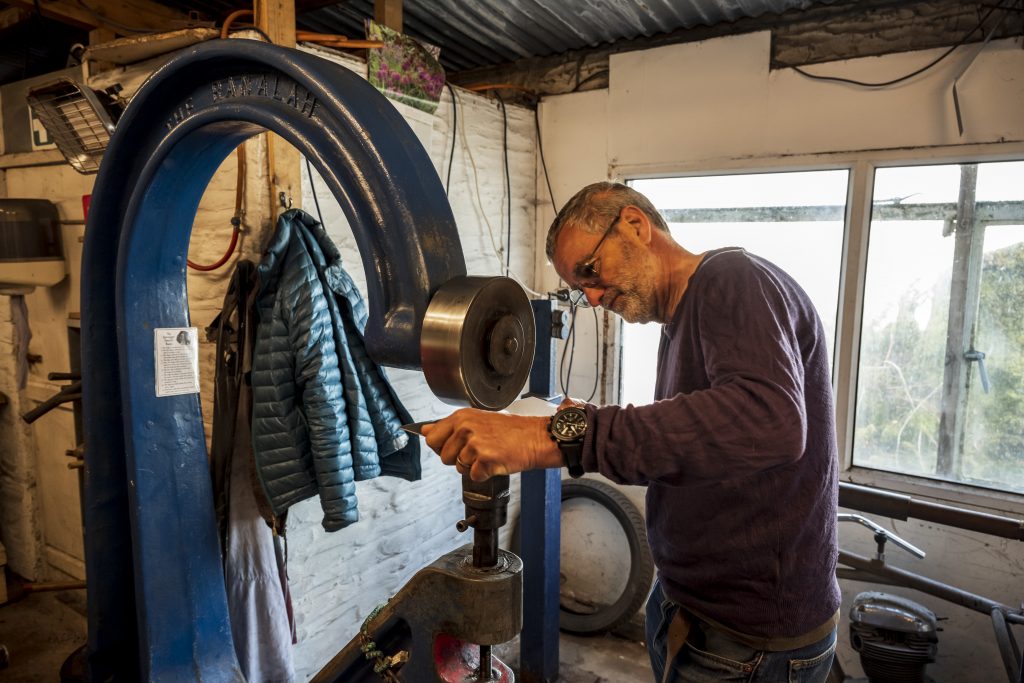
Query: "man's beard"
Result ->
[[601, 247, 658, 323]]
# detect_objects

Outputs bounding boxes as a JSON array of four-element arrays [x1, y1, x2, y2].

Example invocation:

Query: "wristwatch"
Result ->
[[549, 406, 587, 478]]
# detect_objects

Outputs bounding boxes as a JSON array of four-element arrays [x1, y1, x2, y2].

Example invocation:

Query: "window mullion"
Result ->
[[936, 164, 986, 480], [835, 161, 873, 471]]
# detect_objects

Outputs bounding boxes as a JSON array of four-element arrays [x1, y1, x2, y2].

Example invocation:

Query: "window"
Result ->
[[621, 171, 849, 406], [853, 161, 1024, 494]]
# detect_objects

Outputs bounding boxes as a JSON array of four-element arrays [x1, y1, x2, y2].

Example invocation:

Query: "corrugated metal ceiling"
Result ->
[[157, 0, 828, 72]]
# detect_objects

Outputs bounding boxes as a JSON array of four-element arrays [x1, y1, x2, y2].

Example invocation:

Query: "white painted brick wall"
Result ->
[[0, 295, 46, 580], [288, 47, 537, 679]]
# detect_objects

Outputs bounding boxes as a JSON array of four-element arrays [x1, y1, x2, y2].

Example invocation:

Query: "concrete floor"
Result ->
[[0, 590, 86, 683], [0, 589, 652, 682], [496, 630, 652, 682]]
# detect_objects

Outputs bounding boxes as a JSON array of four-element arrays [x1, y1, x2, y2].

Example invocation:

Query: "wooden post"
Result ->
[[936, 165, 983, 480], [374, 0, 402, 32], [88, 28, 117, 75], [256, 0, 301, 215]]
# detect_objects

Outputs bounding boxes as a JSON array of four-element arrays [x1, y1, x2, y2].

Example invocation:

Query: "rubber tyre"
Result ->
[[512, 478, 655, 636], [559, 479, 654, 635]]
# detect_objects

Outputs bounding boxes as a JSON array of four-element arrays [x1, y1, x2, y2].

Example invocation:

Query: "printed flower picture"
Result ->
[[365, 20, 445, 114]]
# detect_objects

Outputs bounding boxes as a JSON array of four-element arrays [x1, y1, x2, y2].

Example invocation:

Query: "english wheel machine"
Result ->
[[80, 39, 534, 681]]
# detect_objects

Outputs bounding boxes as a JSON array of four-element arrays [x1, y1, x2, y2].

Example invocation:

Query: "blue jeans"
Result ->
[[645, 581, 836, 683]]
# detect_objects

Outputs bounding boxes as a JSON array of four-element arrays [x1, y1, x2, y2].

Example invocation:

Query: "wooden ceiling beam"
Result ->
[[257, 0, 302, 214], [295, 0, 347, 13], [0, 6, 31, 32], [258, 0, 296, 46], [4, 0, 189, 34], [374, 0, 400, 32]]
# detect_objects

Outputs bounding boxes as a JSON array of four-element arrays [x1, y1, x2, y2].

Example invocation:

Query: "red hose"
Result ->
[[187, 224, 240, 271], [188, 142, 246, 272]]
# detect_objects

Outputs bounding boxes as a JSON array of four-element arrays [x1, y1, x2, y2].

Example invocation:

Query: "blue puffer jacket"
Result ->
[[251, 209, 420, 531]]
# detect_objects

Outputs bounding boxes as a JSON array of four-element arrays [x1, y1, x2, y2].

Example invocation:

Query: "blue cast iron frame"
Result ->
[[81, 39, 468, 681]]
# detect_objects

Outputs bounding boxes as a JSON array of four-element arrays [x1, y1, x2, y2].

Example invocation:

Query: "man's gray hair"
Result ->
[[545, 182, 669, 261]]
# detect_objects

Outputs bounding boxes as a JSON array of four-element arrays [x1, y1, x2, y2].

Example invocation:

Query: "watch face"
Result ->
[[552, 407, 587, 441]]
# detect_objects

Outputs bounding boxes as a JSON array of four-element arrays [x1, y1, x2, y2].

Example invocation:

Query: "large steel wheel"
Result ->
[[420, 275, 535, 410]]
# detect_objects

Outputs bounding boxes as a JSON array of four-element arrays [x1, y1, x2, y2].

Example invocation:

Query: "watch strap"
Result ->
[[559, 440, 584, 478]]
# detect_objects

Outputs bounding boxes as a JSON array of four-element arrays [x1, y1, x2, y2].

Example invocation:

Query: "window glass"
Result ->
[[622, 171, 848, 406], [854, 161, 1024, 493], [854, 204, 953, 478], [960, 222, 1024, 490]]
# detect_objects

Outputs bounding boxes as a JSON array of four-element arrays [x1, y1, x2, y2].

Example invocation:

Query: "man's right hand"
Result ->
[[421, 408, 563, 481]]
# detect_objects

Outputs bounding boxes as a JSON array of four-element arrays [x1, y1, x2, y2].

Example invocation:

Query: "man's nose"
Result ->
[[583, 287, 603, 307]]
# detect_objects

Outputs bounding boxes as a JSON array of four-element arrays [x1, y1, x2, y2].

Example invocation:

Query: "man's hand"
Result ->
[[421, 409, 563, 481]]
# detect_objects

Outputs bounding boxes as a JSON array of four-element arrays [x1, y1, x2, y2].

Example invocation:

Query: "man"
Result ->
[[423, 182, 839, 682]]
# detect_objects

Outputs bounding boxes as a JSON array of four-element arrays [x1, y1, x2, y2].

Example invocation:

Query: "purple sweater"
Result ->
[[582, 248, 839, 640]]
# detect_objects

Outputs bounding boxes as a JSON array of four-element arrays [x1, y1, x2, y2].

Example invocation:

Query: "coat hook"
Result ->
[[278, 191, 292, 209]]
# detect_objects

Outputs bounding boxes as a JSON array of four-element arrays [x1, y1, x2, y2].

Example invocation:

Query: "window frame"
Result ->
[[610, 141, 1024, 516]]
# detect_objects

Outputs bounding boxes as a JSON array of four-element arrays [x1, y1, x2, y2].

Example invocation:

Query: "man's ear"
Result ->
[[621, 205, 653, 245]]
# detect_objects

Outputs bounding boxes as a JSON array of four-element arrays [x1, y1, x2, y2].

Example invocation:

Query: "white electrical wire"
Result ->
[[455, 89, 544, 298], [457, 92, 505, 267]]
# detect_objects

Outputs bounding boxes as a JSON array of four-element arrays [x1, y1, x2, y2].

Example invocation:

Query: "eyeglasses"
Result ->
[[567, 213, 620, 307]]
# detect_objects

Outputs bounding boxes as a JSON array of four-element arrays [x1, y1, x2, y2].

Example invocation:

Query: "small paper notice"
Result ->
[[154, 327, 200, 397]]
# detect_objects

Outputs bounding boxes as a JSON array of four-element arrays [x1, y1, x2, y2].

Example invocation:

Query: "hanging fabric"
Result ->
[[208, 260, 296, 681]]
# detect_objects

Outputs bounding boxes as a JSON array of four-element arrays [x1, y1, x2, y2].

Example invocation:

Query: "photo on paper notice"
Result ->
[[154, 327, 200, 397]]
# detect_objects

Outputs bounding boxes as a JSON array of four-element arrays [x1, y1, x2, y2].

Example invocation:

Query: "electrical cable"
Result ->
[[556, 300, 602, 401], [496, 92, 511, 277], [952, 3, 1014, 135], [535, 106, 557, 211], [306, 157, 324, 226], [534, 95, 584, 396], [459, 96, 508, 270], [535, 103, 582, 395], [573, 69, 610, 92], [560, 302, 578, 397], [444, 83, 458, 194], [586, 306, 600, 403], [792, 2, 1010, 88], [452, 89, 543, 297], [507, 272, 544, 298]]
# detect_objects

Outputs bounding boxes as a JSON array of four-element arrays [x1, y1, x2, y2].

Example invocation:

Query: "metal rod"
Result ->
[[838, 513, 926, 558], [23, 580, 87, 593], [839, 483, 1024, 541], [839, 549, 1016, 616], [991, 607, 1021, 683], [21, 381, 82, 424], [473, 528, 498, 568], [478, 644, 492, 680]]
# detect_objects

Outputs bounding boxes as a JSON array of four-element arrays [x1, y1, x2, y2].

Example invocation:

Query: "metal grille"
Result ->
[[26, 79, 117, 174]]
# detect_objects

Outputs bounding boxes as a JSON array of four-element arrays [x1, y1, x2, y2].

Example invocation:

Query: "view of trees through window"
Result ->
[[854, 161, 1024, 494]]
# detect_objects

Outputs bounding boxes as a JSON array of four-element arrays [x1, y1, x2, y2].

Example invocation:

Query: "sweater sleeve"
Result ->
[[582, 259, 809, 486]]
